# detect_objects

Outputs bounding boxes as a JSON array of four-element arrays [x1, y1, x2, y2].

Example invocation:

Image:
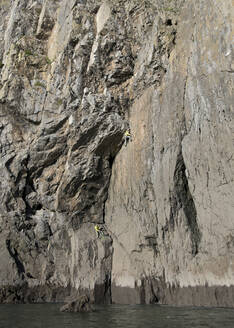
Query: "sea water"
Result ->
[[0, 303, 234, 328]]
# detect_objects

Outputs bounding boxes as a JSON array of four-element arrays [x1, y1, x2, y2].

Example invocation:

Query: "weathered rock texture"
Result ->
[[60, 294, 93, 312], [0, 0, 233, 306]]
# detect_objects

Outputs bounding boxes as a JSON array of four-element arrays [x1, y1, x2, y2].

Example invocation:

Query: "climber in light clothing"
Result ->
[[95, 224, 102, 238], [124, 130, 131, 146]]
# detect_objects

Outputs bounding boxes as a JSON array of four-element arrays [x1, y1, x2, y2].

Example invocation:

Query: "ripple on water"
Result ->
[[0, 304, 234, 328]]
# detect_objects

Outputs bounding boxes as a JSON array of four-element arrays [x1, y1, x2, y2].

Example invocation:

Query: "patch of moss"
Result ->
[[34, 81, 45, 88], [56, 98, 63, 106], [24, 49, 34, 57], [45, 56, 53, 65]]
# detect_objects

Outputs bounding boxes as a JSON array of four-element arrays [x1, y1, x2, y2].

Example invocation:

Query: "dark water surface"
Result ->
[[0, 303, 234, 328]]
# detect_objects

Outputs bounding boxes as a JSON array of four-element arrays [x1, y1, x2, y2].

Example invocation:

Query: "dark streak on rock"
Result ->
[[170, 149, 201, 255], [6, 239, 25, 278]]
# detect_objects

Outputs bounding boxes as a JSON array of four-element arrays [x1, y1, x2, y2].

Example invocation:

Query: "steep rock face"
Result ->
[[0, 0, 233, 306], [105, 0, 234, 306], [0, 0, 123, 303]]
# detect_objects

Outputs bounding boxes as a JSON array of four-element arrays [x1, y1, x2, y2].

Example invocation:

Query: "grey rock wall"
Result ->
[[105, 0, 234, 306], [0, 0, 233, 306]]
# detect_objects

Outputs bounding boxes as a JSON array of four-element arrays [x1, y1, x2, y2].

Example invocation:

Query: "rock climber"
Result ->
[[95, 224, 102, 238], [124, 130, 131, 146]]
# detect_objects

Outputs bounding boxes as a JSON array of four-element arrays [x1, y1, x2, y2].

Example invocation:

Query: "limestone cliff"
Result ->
[[0, 0, 233, 306]]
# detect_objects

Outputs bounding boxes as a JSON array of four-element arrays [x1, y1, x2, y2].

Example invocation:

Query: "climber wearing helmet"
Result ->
[[124, 130, 131, 146], [95, 224, 102, 238]]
